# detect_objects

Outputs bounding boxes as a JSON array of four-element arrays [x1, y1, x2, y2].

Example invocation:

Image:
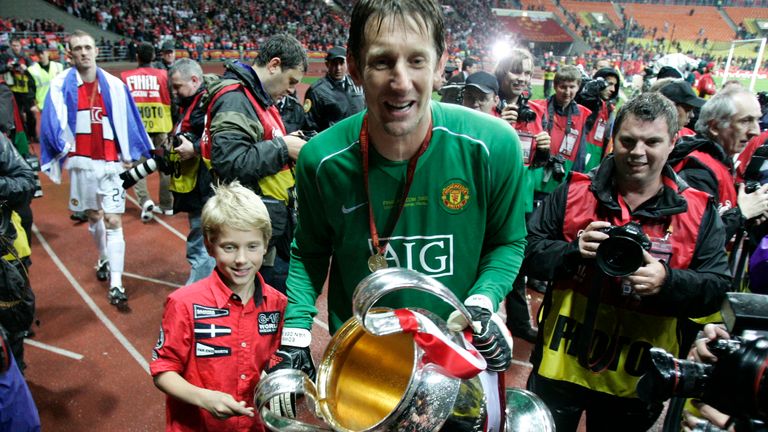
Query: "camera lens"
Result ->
[[636, 348, 713, 403], [595, 235, 645, 277]]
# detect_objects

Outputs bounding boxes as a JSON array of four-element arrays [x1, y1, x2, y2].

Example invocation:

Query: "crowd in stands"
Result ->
[[2, 0, 765, 76], [48, 0, 349, 52], [34, 0, 518, 63], [0, 17, 64, 36]]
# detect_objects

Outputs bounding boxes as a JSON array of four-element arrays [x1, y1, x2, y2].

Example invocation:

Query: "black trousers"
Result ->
[[505, 273, 532, 332], [528, 372, 664, 432], [506, 210, 534, 332]]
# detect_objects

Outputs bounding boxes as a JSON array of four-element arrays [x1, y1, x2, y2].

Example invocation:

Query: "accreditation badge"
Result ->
[[518, 131, 534, 166], [594, 119, 606, 142], [559, 128, 579, 158]]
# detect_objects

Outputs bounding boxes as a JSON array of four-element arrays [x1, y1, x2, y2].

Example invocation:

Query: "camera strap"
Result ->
[[544, 99, 574, 140], [577, 272, 623, 372], [544, 99, 576, 160]]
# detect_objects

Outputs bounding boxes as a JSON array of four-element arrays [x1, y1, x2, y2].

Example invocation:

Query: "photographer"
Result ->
[[575, 67, 620, 172], [121, 42, 174, 221], [525, 93, 730, 432], [668, 86, 765, 242], [495, 48, 551, 183], [166, 58, 216, 284], [7, 38, 36, 143], [529, 65, 592, 199], [440, 57, 477, 104], [462, 71, 500, 116], [495, 48, 552, 342]]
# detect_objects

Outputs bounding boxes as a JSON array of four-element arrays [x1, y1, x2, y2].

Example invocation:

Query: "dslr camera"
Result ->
[[497, 92, 537, 124], [580, 77, 609, 101], [515, 93, 537, 123], [637, 292, 768, 429], [120, 132, 193, 189], [594, 221, 652, 277], [544, 153, 567, 182], [743, 142, 768, 194]]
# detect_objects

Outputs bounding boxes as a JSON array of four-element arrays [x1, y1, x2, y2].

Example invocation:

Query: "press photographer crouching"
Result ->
[[637, 293, 768, 432], [524, 92, 731, 432]]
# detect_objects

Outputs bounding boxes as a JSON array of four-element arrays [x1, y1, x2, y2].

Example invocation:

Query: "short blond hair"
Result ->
[[201, 181, 272, 244]]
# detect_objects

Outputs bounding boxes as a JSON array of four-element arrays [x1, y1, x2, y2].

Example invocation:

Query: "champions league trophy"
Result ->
[[254, 268, 555, 432]]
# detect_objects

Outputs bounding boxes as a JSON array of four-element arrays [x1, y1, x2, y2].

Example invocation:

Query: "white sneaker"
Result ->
[[141, 200, 155, 222], [152, 206, 173, 216]]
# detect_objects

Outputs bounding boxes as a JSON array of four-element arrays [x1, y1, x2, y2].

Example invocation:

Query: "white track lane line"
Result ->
[[24, 339, 84, 361], [125, 193, 186, 241], [32, 224, 151, 374], [123, 272, 183, 289], [511, 358, 532, 369], [313, 317, 328, 331]]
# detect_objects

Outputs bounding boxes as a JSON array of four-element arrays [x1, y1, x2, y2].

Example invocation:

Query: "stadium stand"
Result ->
[[621, 3, 734, 41], [498, 15, 573, 43], [560, 0, 622, 27], [725, 6, 768, 36], [2, 0, 766, 74], [520, 0, 574, 31]]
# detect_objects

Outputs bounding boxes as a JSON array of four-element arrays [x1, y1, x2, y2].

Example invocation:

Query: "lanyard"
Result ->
[[175, 91, 205, 135], [543, 98, 573, 136], [360, 114, 432, 270]]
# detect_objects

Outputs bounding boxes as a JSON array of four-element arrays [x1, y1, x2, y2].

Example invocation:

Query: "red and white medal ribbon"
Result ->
[[393, 309, 486, 379]]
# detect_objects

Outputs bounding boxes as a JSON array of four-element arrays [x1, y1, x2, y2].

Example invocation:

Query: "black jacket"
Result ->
[[576, 67, 620, 134], [668, 133, 744, 240], [278, 94, 307, 134], [303, 75, 364, 133], [526, 157, 730, 317], [207, 60, 291, 192], [205, 61, 295, 258], [0, 133, 35, 251]]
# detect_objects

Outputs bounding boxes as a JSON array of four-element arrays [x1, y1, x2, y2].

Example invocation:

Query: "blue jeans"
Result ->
[[186, 211, 216, 285]]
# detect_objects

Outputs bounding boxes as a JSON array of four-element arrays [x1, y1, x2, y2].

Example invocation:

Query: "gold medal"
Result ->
[[367, 253, 388, 272]]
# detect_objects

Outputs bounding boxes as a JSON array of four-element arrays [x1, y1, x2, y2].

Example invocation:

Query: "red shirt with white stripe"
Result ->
[[71, 81, 119, 161]]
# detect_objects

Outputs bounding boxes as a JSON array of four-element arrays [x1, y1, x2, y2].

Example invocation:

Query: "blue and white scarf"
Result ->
[[39, 67, 153, 183]]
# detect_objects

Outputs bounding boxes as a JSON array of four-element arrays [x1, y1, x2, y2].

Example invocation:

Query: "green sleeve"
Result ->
[[470, 125, 528, 308], [284, 146, 332, 330]]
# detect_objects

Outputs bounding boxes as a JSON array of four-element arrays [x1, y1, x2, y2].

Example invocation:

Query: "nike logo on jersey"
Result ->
[[341, 202, 367, 214]]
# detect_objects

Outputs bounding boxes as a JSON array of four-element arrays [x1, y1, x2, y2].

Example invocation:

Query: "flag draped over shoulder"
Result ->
[[39, 67, 153, 183]]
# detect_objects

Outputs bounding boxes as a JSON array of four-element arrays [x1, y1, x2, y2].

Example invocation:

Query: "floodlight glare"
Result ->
[[492, 40, 513, 62]]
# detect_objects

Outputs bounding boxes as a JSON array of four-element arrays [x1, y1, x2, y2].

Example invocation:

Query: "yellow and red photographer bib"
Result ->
[[121, 67, 172, 133], [538, 172, 709, 398]]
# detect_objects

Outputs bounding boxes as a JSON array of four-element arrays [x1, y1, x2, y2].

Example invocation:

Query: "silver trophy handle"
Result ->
[[254, 369, 332, 432], [353, 268, 474, 336]]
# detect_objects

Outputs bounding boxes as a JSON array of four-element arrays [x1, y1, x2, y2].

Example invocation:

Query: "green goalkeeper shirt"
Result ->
[[285, 101, 528, 333]]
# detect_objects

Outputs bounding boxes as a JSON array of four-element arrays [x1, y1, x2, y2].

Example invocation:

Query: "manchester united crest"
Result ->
[[440, 180, 470, 213]]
